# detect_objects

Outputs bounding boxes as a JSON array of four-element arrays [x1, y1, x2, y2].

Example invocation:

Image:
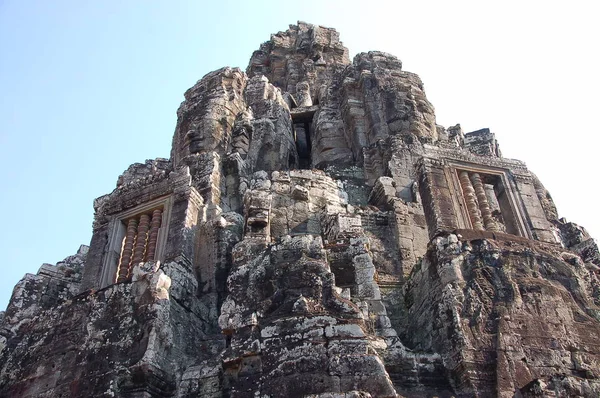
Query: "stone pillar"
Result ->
[[117, 218, 138, 283], [471, 173, 498, 232], [132, 214, 150, 265], [459, 171, 484, 230], [145, 209, 162, 261], [470, 173, 499, 232]]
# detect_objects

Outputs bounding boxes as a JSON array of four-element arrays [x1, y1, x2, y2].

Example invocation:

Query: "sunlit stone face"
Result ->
[[172, 67, 248, 164], [247, 208, 269, 229], [244, 189, 271, 238], [295, 81, 312, 107], [182, 108, 227, 155], [185, 124, 220, 155], [231, 108, 254, 157]]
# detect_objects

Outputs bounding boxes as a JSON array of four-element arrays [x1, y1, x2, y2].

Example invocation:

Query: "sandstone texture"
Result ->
[[1, 22, 599, 397]]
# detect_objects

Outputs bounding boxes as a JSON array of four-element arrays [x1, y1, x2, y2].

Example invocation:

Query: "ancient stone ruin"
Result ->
[[1, 22, 599, 397]]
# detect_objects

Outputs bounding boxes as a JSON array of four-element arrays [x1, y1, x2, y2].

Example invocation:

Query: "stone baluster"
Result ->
[[132, 214, 151, 266], [117, 217, 138, 283], [145, 209, 163, 261], [470, 172, 499, 232], [459, 171, 484, 230]]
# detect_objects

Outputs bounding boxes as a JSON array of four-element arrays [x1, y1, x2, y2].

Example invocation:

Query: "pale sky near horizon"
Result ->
[[1, 0, 599, 311]]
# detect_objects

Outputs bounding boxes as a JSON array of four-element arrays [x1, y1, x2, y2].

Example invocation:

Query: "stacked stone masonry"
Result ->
[[1, 22, 599, 398]]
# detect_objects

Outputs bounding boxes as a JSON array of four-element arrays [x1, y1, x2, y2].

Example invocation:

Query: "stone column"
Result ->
[[132, 214, 150, 265], [459, 171, 484, 230], [145, 209, 162, 261], [117, 218, 138, 283], [470, 173, 499, 232]]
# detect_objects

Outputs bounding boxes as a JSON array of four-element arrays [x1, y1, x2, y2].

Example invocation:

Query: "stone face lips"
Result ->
[[1, 22, 600, 398]]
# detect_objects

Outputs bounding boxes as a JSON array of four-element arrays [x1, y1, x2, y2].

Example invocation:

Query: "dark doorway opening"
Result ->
[[294, 122, 311, 169], [291, 107, 317, 170]]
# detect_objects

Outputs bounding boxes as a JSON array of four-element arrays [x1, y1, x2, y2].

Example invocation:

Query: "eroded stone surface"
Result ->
[[1, 22, 599, 398]]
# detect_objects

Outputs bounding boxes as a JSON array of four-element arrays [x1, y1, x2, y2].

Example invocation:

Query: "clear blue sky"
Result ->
[[1, 0, 598, 310]]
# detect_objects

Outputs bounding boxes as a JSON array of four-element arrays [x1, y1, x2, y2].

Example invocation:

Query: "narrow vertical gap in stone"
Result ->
[[485, 183, 506, 232], [458, 171, 484, 230], [131, 214, 151, 267], [117, 217, 138, 283], [294, 122, 311, 169], [145, 208, 163, 261]]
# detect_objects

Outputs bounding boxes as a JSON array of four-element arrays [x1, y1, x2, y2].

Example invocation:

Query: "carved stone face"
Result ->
[[247, 208, 269, 229], [184, 118, 222, 155], [172, 67, 248, 164], [247, 197, 270, 229], [295, 81, 312, 107], [245, 190, 271, 238], [185, 130, 212, 153], [185, 129, 205, 154], [231, 109, 254, 157], [408, 93, 436, 141]]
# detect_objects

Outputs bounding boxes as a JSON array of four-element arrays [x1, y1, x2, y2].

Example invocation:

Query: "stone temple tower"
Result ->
[[1, 22, 599, 397]]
